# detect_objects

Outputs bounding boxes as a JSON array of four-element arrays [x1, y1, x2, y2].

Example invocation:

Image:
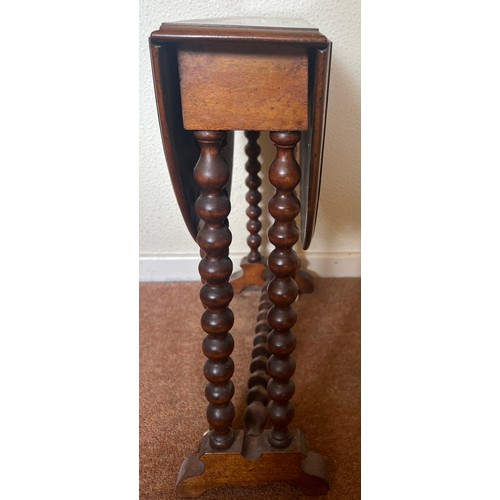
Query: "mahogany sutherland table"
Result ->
[[149, 17, 332, 497]]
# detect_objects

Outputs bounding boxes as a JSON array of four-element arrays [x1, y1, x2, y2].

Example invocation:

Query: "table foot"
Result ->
[[230, 257, 267, 293], [176, 429, 329, 497]]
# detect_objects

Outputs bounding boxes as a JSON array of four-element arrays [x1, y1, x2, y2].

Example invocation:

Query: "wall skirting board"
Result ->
[[139, 252, 360, 282]]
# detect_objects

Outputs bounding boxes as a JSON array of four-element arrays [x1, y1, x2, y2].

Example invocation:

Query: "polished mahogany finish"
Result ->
[[149, 17, 332, 497], [150, 18, 329, 47], [149, 18, 331, 249], [300, 43, 331, 248], [194, 130, 236, 450], [149, 43, 234, 240], [230, 131, 267, 294], [243, 277, 273, 456], [243, 131, 263, 264], [266, 131, 301, 448]]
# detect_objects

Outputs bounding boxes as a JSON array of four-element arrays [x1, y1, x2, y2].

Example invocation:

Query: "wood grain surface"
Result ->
[[178, 45, 308, 131], [176, 430, 329, 497], [150, 23, 329, 47]]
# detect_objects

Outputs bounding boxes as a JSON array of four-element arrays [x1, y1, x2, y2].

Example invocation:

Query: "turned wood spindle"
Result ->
[[244, 131, 263, 263], [243, 277, 273, 439], [266, 131, 301, 449], [194, 130, 236, 450]]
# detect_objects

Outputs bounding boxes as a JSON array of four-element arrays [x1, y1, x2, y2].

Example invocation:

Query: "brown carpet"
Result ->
[[140, 278, 360, 499]]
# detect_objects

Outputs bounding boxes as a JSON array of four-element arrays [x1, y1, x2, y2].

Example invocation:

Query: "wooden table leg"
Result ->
[[266, 131, 301, 448], [193, 130, 236, 450], [231, 130, 314, 294], [231, 131, 267, 293], [176, 130, 329, 498]]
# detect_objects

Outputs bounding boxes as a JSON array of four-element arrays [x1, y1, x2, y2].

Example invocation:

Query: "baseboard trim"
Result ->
[[139, 252, 360, 282]]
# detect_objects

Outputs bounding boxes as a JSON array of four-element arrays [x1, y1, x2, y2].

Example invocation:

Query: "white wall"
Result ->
[[139, 0, 360, 280]]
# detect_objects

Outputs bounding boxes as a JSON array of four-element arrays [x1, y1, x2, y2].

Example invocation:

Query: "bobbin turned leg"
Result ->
[[243, 131, 263, 265], [176, 130, 329, 497], [193, 130, 235, 450], [266, 131, 302, 448], [242, 277, 273, 459], [231, 130, 313, 294], [231, 131, 267, 293]]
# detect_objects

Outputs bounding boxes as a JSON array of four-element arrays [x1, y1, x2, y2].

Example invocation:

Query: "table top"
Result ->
[[150, 16, 329, 48]]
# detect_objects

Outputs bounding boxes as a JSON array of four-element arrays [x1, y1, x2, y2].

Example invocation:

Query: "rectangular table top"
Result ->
[[150, 16, 329, 48]]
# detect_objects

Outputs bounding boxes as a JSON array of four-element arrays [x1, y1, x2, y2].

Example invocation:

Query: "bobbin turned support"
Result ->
[[230, 131, 315, 294], [194, 130, 236, 450], [230, 131, 267, 293], [175, 130, 330, 497], [266, 131, 301, 448]]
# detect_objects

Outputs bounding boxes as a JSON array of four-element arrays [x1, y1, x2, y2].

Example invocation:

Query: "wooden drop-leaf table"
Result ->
[[149, 17, 332, 497]]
